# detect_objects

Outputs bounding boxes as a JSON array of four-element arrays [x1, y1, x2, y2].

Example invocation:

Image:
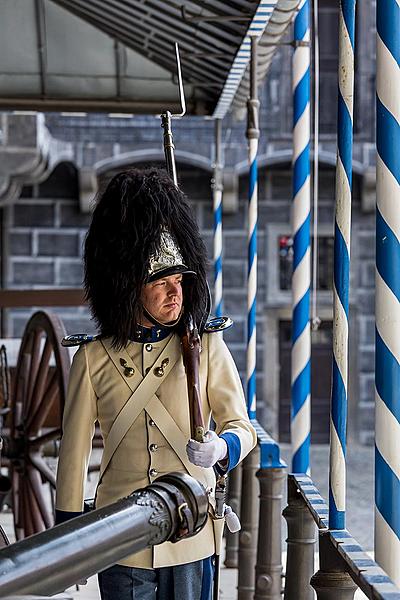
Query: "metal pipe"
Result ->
[[291, 0, 311, 475], [161, 111, 178, 186], [0, 473, 208, 597], [375, 0, 400, 585], [329, 0, 356, 531], [311, 0, 320, 330]]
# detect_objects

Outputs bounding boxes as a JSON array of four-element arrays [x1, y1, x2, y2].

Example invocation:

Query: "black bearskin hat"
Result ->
[[84, 167, 209, 348]]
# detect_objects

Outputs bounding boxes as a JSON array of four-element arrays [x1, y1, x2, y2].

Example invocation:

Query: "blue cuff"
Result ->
[[216, 432, 241, 474], [55, 509, 83, 525]]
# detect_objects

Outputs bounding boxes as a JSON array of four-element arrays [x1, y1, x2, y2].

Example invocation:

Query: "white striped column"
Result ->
[[213, 119, 223, 318], [291, 0, 311, 475], [329, 0, 356, 532], [375, 0, 400, 585], [247, 36, 259, 419]]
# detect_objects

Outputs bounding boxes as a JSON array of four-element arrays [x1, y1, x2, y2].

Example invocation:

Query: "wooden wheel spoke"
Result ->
[[16, 478, 24, 539], [27, 467, 52, 529], [26, 330, 44, 416], [16, 478, 31, 539], [21, 479, 35, 538], [25, 474, 45, 534], [14, 353, 31, 427], [28, 337, 52, 418], [26, 370, 58, 434], [29, 453, 56, 489], [30, 427, 62, 450], [12, 470, 21, 528]]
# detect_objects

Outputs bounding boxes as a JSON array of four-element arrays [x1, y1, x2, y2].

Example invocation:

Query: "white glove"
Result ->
[[186, 431, 227, 468]]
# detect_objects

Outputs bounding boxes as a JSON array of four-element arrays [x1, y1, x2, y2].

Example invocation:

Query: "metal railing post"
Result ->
[[254, 429, 286, 600], [283, 475, 316, 600], [310, 530, 357, 600], [238, 445, 260, 600]]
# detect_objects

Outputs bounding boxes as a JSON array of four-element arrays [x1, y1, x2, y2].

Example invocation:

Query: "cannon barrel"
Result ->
[[0, 472, 208, 597]]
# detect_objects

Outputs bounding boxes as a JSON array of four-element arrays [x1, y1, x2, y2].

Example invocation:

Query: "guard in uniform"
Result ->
[[55, 168, 256, 600]]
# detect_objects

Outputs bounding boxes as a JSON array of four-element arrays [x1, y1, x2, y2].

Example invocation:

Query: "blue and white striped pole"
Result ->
[[375, 0, 400, 584], [247, 36, 259, 420], [213, 119, 223, 318], [329, 0, 356, 531], [291, 0, 311, 475]]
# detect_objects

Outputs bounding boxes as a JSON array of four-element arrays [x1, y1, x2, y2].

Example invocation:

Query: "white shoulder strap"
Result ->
[[99, 335, 181, 481]]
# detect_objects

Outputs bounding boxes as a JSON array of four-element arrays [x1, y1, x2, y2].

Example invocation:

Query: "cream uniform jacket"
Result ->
[[55, 330, 256, 569]]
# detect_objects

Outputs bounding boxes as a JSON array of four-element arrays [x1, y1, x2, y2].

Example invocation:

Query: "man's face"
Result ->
[[141, 273, 183, 325]]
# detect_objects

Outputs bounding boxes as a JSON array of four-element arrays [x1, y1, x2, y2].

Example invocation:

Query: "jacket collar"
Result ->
[[132, 324, 172, 343]]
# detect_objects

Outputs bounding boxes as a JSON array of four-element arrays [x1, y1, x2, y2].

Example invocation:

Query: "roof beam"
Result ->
[[34, 0, 47, 96], [53, 0, 231, 82]]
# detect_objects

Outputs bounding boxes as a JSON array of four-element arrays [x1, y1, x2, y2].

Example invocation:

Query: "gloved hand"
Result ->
[[186, 431, 227, 468]]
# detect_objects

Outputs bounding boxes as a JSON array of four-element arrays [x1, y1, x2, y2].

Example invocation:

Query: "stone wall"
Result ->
[[3, 157, 376, 441]]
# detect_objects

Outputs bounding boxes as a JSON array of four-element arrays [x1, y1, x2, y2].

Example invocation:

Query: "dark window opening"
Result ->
[[279, 235, 333, 291], [279, 319, 332, 443]]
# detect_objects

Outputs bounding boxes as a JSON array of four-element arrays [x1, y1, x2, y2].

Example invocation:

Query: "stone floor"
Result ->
[[1, 443, 375, 598]]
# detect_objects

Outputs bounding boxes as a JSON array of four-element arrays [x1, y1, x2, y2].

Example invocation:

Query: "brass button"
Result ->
[[149, 419, 156, 427], [149, 468, 158, 477], [149, 443, 158, 452], [154, 358, 169, 377], [145, 343, 153, 352], [119, 358, 135, 377]]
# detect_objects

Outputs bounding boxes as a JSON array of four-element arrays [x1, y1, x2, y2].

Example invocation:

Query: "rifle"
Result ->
[[160, 45, 226, 599], [180, 316, 225, 600], [180, 316, 205, 443]]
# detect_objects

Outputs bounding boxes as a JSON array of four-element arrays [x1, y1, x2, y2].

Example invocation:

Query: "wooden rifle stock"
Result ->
[[181, 317, 205, 443]]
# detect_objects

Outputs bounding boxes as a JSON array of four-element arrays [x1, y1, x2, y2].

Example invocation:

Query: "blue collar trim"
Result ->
[[132, 325, 172, 343]]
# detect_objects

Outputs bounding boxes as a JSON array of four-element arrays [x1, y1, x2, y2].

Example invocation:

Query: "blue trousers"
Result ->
[[98, 557, 213, 600]]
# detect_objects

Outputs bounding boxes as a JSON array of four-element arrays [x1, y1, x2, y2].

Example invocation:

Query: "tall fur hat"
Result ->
[[84, 167, 209, 348]]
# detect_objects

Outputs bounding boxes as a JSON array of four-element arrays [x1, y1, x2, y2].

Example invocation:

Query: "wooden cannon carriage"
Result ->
[[0, 310, 93, 542]]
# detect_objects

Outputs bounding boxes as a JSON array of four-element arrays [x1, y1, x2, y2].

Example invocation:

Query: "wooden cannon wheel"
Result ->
[[8, 311, 70, 540]]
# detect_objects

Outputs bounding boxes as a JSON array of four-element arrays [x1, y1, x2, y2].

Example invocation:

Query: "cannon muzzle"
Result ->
[[0, 472, 208, 597]]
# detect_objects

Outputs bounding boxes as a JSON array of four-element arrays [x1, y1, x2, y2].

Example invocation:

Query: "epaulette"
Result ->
[[61, 333, 101, 347], [204, 316, 233, 333]]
